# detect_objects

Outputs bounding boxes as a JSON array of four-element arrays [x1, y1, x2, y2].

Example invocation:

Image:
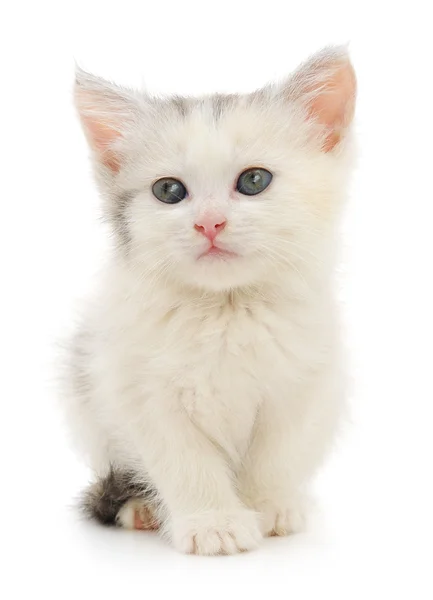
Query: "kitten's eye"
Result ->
[[236, 168, 273, 196], [152, 178, 188, 204]]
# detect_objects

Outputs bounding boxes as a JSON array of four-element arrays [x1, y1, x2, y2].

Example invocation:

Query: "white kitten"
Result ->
[[65, 46, 356, 555]]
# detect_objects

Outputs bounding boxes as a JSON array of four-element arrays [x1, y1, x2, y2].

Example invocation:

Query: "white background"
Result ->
[[2, 1, 432, 598]]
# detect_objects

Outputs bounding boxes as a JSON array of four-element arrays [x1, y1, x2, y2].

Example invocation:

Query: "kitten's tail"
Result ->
[[80, 467, 157, 528]]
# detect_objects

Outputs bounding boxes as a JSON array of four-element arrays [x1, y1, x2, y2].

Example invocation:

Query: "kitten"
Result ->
[[65, 46, 356, 555]]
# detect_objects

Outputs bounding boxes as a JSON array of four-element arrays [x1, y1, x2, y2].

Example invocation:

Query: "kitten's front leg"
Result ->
[[129, 394, 262, 555], [239, 375, 342, 537], [239, 407, 309, 537]]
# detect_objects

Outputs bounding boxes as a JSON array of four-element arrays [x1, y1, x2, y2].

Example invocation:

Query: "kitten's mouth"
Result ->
[[198, 245, 237, 260]]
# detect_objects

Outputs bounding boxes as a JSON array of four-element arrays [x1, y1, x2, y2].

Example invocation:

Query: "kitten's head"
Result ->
[[75, 47, 356, 293]]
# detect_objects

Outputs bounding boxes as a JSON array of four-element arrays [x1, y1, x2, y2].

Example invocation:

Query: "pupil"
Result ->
[[164, 182, 178, 197]]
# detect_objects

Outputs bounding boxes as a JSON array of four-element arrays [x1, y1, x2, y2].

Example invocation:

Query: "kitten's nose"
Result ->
[[194, 215, 227, 242]]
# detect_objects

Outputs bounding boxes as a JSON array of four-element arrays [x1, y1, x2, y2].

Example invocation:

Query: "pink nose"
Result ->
[[194, 216, 227, 242]]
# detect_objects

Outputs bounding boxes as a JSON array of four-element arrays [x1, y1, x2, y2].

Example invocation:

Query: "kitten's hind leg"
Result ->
[[81, 467, 159, 530], [116, 498, 159, 530]]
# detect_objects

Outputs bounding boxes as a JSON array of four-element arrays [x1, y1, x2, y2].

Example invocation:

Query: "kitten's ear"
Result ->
[[74, 67, 138, 172], [286, 46, 356, 152]]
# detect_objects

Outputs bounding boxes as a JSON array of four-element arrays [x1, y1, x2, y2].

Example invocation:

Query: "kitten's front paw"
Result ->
[[171, 509, 262, 555], [260, 502, 307, 537]]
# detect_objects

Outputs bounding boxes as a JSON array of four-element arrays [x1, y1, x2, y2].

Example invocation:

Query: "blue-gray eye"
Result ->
[[236, 168, 273, 196], [152, 178, 187, 204]]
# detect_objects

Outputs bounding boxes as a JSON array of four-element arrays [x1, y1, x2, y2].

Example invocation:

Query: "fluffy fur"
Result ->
[[64, 46, 356, 555]]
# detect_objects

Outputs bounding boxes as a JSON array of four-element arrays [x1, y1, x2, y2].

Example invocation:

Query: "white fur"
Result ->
[[64, 47, 356, 554]]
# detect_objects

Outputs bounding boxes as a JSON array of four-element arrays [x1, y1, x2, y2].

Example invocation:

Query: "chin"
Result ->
[[176, 255, 262, 293]]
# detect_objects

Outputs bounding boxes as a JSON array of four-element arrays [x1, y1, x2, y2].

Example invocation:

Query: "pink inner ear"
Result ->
[[75, 87, 124, 172], [81, 116, 122, 172], [306, 60, 356, 152]]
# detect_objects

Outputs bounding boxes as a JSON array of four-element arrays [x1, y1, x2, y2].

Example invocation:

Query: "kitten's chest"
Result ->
[[143, 303, 305, 464]]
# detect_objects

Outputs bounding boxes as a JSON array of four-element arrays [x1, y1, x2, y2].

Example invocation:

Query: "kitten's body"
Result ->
[[65, 47, 356, 554]]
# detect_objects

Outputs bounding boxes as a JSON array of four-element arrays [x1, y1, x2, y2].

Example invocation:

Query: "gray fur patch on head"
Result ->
[[111, 190, 134, 249], [80, 467, 155, 526], [171, 95, 189, 117], [211, 94, 237, 121]]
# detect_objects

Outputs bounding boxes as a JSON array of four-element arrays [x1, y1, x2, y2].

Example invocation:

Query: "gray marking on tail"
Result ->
[[81, 467, 154, 526]]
